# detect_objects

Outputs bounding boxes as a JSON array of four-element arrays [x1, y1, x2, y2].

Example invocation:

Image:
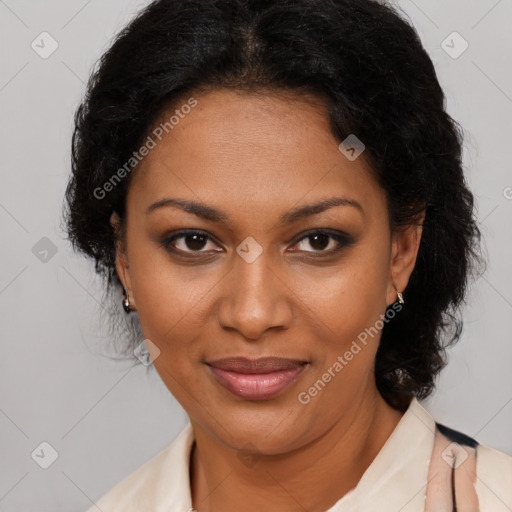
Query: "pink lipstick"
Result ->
[[206, 357, 308, 400]]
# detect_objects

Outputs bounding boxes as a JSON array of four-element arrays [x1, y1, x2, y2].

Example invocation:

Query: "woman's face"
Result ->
[[114, 89, 421, 453]]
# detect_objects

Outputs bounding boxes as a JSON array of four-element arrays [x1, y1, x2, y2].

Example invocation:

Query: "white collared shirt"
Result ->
[[86, 398, 512, 511]]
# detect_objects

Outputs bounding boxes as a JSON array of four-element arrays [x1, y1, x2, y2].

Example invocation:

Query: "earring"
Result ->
[[122, 287, 131, 313], [396, 288, 404, 304]]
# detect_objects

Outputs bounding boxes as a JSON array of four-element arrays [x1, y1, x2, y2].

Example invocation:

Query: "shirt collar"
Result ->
[[326, 397, 436, 511], [161, 397, 436, 511]]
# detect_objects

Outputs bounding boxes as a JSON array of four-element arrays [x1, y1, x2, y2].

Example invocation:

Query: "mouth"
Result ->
[[206, 357, 310, 400]]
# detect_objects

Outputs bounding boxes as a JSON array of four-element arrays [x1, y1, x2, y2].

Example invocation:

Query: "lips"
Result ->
[[206, 357, 309, 400]]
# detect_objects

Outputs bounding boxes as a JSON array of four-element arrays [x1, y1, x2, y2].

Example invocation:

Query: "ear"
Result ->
[[110, 212, 136, 308], [386, 212, 424, 306]]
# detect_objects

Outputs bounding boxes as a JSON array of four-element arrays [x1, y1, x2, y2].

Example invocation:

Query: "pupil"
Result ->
[[310, 233, 329, 251], [186, 234, 207, 251]]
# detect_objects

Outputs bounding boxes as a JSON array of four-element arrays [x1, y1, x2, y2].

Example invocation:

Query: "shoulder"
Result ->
[[435, 421, 512, 510], [85, 423, 194, 512], [475, 443, 512, 510], [85, 445, 173, 512]]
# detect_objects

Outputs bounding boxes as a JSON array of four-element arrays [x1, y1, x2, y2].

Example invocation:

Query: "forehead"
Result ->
[[127, 89, 385, 222]]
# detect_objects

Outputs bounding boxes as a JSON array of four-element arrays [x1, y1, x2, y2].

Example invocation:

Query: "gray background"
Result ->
[[1, 0, 511, 510]]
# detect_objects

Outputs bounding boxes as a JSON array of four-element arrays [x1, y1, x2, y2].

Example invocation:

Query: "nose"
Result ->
[[216, 249, 293, 340]]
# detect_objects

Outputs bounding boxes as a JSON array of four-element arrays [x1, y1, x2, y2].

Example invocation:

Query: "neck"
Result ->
[[190, 386, 406, 512]]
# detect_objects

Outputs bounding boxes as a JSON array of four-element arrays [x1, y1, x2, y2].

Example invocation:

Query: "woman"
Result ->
[[64, 0, 512, 510]]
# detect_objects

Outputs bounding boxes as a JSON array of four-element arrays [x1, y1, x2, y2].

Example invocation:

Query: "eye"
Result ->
[[161, 228, 354, 258], [289, 230, 353, 254], [161, 230, 222, 255]]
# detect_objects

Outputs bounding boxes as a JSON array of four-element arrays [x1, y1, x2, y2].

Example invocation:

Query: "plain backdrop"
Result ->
[[1, 1, 511, 510]]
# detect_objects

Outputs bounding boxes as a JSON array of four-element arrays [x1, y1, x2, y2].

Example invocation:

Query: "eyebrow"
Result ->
[[145, 196, 364, 223]]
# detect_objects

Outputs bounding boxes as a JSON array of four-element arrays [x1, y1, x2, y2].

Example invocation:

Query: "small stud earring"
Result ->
[[122, 287, 131, 313]]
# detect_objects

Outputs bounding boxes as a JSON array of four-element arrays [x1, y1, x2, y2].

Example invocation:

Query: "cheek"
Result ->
[[303, 243, 390, 348], [127, 234, 214, 335], [292, 251, 391, 426], [129, 253, 214, 404]]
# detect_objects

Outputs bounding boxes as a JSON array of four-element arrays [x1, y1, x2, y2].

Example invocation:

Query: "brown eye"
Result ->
[[161, 230, 222, 255], [289, 230, 354, 254], [306, 233, 331, 251], [180, 233, 208, 251]]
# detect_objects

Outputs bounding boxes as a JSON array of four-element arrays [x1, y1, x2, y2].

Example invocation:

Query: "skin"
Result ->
[[112, 89, 423, 512]]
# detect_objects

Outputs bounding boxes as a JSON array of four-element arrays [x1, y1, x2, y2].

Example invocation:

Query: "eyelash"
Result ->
[[160, 229, 354, 258]]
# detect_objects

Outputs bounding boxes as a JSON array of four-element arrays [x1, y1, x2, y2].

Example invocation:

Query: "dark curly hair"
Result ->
[[63, 0, 483, 411]]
